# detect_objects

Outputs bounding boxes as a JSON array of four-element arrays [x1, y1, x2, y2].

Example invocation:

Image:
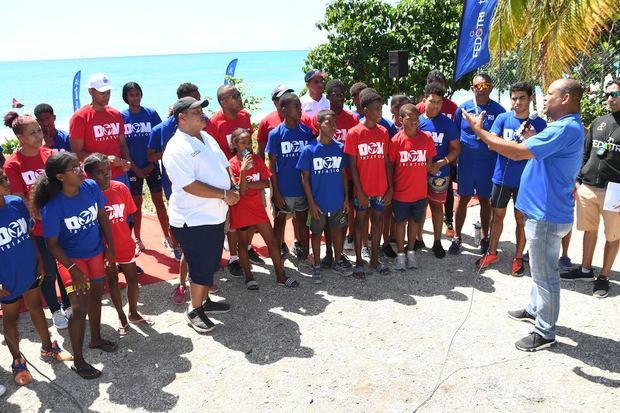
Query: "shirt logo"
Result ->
[[503, 129, 516, 141], [334, 129, 348, 142], [430, 132, 445, 145], [105, 203, 126, 223], [21, 169, 45, 186], [281, 140, 308, 157], [93, 123, 121, 140], [124, 122, 152, 135], [0, 217, 29, 250], [313, 156, 343, 174], [246, 172, 260, 182], [64, 204, 99, 232], [358, 142, 384, 158], [399, 150, 427, 165]]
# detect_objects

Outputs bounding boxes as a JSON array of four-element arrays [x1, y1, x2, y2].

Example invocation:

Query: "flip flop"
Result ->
[[71, 363, 102, 380], [117, 324, 130, 336], [89, 339, 118, 353], [245, 280, 259, 290], [277, 277, 299, 288], [129, 316, 155, 326]]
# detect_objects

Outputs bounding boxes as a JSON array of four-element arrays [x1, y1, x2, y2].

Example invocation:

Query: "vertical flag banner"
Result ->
[[72, 70, 81, 112], [223, 59, 238, 85], [453, 0, 498, 84]]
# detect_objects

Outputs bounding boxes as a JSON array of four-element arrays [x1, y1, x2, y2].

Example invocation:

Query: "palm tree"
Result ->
[[489, 0, 620, 88]]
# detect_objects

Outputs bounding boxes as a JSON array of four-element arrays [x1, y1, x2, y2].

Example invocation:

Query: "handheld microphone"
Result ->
[[515, 111, 538, 143]]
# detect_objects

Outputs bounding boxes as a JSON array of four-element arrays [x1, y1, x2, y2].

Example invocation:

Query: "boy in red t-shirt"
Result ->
[[389, 104, 436, 270], [84, 154, 153, 335], [344, 89, 393, 278]]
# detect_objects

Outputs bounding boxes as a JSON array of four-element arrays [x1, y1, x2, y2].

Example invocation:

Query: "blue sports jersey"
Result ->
[[51, 130, 72, 152], [296, 139, 348, 213], [42, 179, 106, 258], [0, 196, 37, 302], [418, 113, 459, 177], [490, 112, 547, 187], [454, 99, 506, 161], [266, 122, 315, 197], [122, 107, 162, 168], [516, 114, 584, 224]]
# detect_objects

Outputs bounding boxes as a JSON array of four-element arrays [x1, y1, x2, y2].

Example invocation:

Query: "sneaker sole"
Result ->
[[593, 291, 609, 298], [508, 314, 535, 324], [560, 277, 595, 282], [53, 322, 69, 330], [185, 314, 215, 333], [203, 307, 231, 314], [515, 339, 556, 352]]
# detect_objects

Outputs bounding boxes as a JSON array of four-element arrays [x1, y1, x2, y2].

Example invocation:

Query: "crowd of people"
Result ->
[[0, 68, 618, 387]]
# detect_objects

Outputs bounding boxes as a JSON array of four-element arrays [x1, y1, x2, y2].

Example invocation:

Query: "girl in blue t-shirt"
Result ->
[[0, 170, 72, 386], [31, 152, 117, 380]]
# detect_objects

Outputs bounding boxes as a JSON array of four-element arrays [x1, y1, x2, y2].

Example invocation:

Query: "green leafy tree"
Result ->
[[1, 138, 19, 155]]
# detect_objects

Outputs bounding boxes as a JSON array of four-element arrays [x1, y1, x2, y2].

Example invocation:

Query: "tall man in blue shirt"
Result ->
[[463, 78, 584, 352]]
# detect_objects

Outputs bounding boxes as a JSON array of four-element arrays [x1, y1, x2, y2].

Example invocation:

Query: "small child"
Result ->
[[266, 93, 314, 267], [84, 153, 154, 334], [0, 170, 72, 386], [297, 110, 350, 283], [32, 152, 117, 380], [389, 104, 437, 270], [344, 89, 393, 278], [228, 129, 299, 289]]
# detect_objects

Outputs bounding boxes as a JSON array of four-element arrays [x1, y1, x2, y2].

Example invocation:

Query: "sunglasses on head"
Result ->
[[473, 82, 491, 91], [604, 91, 620, 99]]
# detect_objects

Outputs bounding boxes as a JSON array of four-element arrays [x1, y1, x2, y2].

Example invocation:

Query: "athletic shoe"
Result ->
[[173, 247, 182, 262], [64, 307, 72, 320], [361, 246, 371, 262], [381, 242, 397, 258], [332, 260, 353, 277], [561, 267, 595, 282], [172, 285, 187, 305], [592, 276, 610, 298], [558, 256, 573, 272], [247, 247, 265, 264], [202, 298, 231, 314], [134, 241, 141, 257], [292, 240, 303, 259], [413, 239, 426, 251], [432, 240, 445, 259], [12, 356, 32, 385], [339, 254, 353, 268], [280, 242, 289, 257], [312, 266, 323, 284], [508, 309, 535, 324], [228, 259, 243, 277], [476, 252, 499, 269], [515, 332, 556, 352], [186, 307, 215, 333], [52, 309, 69, 330], [41, 340, 73, 362], [480, 237, 490, 254], [448, 237, 462, 255], [511, 257, 525, 276], [522, 251, 529, 262], [406, 250, 418, 269], [344, 235, 354, 251], [445, 222, 455, 238], [321, 254, 334, 269], [162, 237, 173, 251], [394, 253, 406, 271], [136, 239, 145, 252]]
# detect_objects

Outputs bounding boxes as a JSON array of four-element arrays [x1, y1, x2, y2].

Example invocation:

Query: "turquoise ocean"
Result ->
[[0, 50, 309, 138]]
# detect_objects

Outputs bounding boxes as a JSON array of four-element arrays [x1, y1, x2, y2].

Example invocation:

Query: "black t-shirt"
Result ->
[[578, 111, 620, 187]]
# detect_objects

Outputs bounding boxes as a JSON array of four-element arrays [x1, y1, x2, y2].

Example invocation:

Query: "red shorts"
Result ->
[[57, 253, 106, 294]]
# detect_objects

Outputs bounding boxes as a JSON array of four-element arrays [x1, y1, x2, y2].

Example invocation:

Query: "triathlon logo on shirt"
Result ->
[[93, 123, 121, 141], [281, 140, 308, 158], [335, 129, 348, 142], [430, 132, 445, 145], [21, 169, 45, 187], [503, 129, 517, 141], [105, 203, 126, 223], [124, 122, 152, 136], [358, 142, 385, 159], [246, 172, 260, 182], [0, 217, 29, 251], [593, 137, 620, 153], [399, 150, 428, 165], [64, 204, 99, 232], [313, 156, 343, 174]]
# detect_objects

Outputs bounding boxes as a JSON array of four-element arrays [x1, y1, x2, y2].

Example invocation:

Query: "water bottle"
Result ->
[[473, 221, 482, 246], [241, 148, 253, 169]]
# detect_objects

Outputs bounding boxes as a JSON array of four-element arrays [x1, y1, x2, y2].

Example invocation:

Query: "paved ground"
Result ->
[[1, 205, 618, 412]]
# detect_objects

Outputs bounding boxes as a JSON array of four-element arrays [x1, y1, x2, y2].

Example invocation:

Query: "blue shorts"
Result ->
[[170, 223, 225, 286], [392, 199, 428, 224], [457, 158, 494, 198], [354, 196, 385, 212], [128, 163, 163, 196]]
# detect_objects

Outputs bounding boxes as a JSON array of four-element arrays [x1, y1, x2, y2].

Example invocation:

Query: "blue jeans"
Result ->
[[525, 219, 572, 339], [35, 236, 71, 313]]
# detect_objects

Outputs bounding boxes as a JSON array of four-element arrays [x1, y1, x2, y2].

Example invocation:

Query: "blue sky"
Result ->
[[2, 0, 341, 61]]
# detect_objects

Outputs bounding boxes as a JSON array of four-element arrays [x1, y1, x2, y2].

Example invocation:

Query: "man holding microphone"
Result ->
[[462, 79, 584, 352]]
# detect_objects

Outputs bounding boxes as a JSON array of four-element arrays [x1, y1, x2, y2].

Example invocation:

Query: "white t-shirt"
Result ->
[[300, 93, 330, 118], [162, 129, 231, 227]]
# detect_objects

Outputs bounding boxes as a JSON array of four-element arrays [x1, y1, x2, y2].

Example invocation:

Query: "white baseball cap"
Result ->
[[87, 73, 113, 92]]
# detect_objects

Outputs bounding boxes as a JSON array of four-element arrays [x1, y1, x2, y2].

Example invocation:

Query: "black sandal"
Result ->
[[71, 363, 101, 380]]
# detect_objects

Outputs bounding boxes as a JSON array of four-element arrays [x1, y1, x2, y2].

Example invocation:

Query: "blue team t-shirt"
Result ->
[[454, 99, 506, 161], [147, 115, 177, 152], [42, 179, 106, 258], [52, 130, 72, 152], [490, 112, 547, 187], [296, 139, 348, 213], [266, 122, 314, 197], [516, 114, 584, 224], [418, 113, 459, 177], [122, 107, 162, 168], [0, 196, 37, 302]]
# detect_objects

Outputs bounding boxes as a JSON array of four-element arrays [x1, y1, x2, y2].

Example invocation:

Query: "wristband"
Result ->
[[67, 263, 76, 271], [223, 189, 227, 200]]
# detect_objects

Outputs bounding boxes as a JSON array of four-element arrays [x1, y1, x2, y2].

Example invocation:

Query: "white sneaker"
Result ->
[[406, 250, 418, 269], [52, 309, 69, 329], [344, 235, 354, 251], [362, 246, 371, 262], [395, 253, 406, 271], [64, 307, 73, 320]]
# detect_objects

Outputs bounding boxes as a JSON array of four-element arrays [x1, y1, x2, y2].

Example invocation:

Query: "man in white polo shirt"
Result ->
[[300, 69, 330, 118], [163, 96, 240, 333]]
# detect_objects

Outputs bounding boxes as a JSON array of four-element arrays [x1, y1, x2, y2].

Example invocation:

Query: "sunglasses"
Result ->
[[605, 91, 620, 99], [64, 165, 83, 174], [473, 82, 492, 91]]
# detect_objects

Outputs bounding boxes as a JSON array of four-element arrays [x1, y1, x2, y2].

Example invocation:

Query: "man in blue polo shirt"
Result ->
[[463, 78, 584, 352], [450, 74, 505, 255]]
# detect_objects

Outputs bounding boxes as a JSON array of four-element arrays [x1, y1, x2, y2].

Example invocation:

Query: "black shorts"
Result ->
[[491, 183, 519, 209], [128, 163, 163, 196], [0, 279, 39, 304], [170, 223, 225, 286]]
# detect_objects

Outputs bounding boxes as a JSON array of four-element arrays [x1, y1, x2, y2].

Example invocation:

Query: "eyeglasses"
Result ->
[[473, 82, 492, 91], [605, 91, 620, 99], [64, 165, 83, 174]]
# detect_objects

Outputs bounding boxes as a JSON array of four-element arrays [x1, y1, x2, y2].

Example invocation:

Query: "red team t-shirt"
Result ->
[[69, 105, 126, 178], [309, 109, 359, 142], [256, 111, 283, 144], [102, 180, 137, 263], [343, 123, 390, 197], [205, 110, 254, 160], [3, 147, 54, 236], [416, 98, 458, 121], [228, 154, 272, 229], [389, 130, 437, 202]]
